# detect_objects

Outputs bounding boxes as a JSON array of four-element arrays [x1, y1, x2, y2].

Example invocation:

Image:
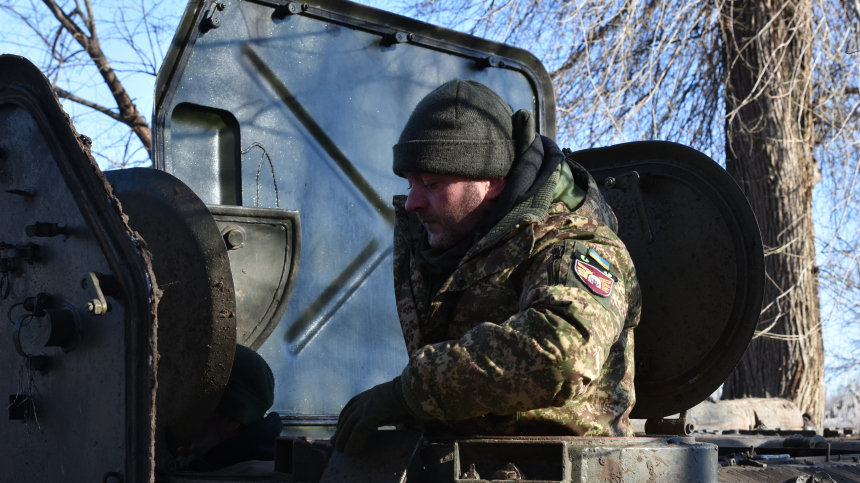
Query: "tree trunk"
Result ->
[[720, 0, 824, 424]]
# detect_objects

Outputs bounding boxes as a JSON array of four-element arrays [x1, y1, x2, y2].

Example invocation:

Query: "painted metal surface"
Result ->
[[572, 141, 765, 420], [0, 55, 157, 482], [154, 0, 555, 423], [448, 436, 717, 483], [308, 434, 718, 483], [209, 205, 301, 350], [319, 430, 421, 483]]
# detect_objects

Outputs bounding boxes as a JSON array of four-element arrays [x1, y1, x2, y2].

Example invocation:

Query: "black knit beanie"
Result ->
[[216, 344, 275, 425], [393, 79, 535, 178]]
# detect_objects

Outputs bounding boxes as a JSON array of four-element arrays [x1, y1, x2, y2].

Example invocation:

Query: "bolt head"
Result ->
[[223, 227, 246, 249]]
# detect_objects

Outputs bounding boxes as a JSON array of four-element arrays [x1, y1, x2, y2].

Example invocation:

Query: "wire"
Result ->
[[242, 142, 281, 209], [7, 302, 23, 325]]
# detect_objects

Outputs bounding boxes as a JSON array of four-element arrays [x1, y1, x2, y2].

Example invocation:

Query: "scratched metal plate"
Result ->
[[0, 55, 156, 482], [154, 0, 554, 423]]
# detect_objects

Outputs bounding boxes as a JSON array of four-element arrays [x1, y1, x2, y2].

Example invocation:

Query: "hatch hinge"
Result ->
[[201, 2, 226, 32], [645, 410, 694, 436]]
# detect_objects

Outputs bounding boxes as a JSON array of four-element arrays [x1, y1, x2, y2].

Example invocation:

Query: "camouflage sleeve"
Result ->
[[400, 235, 636, 421]]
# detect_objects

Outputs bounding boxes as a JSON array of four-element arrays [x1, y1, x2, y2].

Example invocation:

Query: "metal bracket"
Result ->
[[12, 295, 81, 368], [273, 1, 302, 18], [201, 2, 226, 31], [644, 410, 694, 436], [477, 55, 506, 69], [80, 272, 113, 315], [381, 31, 412, 47], [605, 171, 654, 244], [25, 221, 67, 237]]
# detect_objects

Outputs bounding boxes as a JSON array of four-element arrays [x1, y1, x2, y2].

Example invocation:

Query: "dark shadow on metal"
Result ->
[[320, 430, 422, 483], [241, 44, 394, 224], [287, 239, 390, 354]]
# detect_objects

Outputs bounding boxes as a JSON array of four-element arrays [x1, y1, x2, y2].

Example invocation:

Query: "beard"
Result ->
[[420, 181, 485, 249]]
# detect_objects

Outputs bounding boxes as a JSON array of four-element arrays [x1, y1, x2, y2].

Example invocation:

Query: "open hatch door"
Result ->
[[572, 141, 765, 419], [155, 0, 555, 433], [155, 0, 763, 431]]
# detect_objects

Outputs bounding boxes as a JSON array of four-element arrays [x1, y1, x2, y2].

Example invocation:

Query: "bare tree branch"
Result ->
[[53, 86, 124, 124], [39, 0, 152, 156]]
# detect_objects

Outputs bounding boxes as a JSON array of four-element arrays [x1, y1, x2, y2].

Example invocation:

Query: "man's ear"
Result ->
[[485, 177, 506, 200]]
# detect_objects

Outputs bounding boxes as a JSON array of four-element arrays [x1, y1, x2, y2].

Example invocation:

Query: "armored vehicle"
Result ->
[[3, 0, 860, 481]]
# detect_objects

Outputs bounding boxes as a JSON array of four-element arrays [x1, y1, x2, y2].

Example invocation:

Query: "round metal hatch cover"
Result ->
[[105, 168, 237, 450], [572, 141, 765, 419]]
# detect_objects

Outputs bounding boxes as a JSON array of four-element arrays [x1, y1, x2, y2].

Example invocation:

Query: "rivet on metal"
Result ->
[[477, 56, 506, 69], [273, 2, 301, 19]]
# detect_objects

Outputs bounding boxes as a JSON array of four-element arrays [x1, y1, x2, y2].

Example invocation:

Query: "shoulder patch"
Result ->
[[573, 250, 617, 298]]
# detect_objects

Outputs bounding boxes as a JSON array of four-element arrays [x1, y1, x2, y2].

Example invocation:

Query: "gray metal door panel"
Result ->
[[1, 55, 156, 482], [155, 0, 554, 424]]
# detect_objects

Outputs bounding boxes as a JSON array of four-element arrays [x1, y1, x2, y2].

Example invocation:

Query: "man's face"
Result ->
[[403, 172, 504, 248]]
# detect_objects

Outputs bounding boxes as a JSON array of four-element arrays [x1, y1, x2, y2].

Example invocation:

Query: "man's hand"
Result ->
[[330, 377, 413, 455]]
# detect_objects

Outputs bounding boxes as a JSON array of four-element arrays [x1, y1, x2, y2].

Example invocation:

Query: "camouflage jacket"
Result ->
[[393, 158, 641, 437]]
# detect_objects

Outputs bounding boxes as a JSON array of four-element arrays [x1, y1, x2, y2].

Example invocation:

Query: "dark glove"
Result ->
[[330, 377, 413, 455]]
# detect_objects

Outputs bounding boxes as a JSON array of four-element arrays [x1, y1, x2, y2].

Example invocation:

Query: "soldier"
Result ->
[[331, 80, 642, 455]]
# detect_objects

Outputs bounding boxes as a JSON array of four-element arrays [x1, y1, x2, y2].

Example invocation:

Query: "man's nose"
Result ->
[[404, 187, 426, 212]]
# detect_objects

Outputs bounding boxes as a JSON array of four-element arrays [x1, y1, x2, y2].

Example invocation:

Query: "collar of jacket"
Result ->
[[392, 165, 557, 283], [392, 159, 614, 292]]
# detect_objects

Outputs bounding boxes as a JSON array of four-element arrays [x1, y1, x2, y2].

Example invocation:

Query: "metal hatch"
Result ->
[[570, 141, 765, 419], [0, 55, 157, 482], [154, 0, 555, 429]]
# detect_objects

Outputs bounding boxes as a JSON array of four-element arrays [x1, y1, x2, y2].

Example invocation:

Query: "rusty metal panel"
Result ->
[[154, 0, 555, 427], [569, 439, 718, 482], [0, 55, 157, 482]]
